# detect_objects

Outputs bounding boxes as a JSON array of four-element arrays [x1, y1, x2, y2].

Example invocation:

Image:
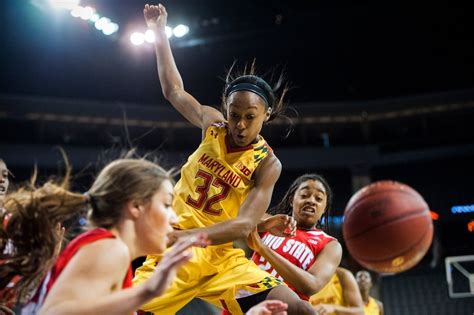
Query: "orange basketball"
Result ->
[[342, 180, 433, 273]]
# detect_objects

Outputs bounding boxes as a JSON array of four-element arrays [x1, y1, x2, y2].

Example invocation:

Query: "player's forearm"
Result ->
[[170, 218, 253, 245], [40, 285, 152, 315], [152, 29, 184, 98], [257, 245, 320, 296]]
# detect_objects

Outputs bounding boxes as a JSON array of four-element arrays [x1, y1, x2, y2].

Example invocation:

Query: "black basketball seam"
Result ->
[[347, 215, 432, 263]]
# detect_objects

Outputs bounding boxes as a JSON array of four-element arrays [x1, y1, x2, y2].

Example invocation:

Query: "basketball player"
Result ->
[[218, 174, 344, 315], [309, 267, 364, 315], [355, 270, 384, 315], [0, 159, 9, 207], [0, 158, 14, 313], [1, 158, 209, 314], [134, 4, 315, 314], [245, 174, 342, 301]]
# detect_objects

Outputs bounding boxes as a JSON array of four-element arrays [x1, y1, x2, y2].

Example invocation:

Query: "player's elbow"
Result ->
[[302, 279, 326, 297], [162, 86, 182, 101]]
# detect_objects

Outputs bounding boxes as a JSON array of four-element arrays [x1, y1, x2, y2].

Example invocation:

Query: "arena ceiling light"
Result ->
[[69, 6, 119, 36], [165, 26, 173, 39], [102, 23, 119, 36], [94, 17, 110, 30], [78, 6, 94, 20], [144, 30, 156, 43], [131, 24, 185, 46], [49, 0, 80, 10], [173, 24, 189, 38], [130, 32, 145, 46]]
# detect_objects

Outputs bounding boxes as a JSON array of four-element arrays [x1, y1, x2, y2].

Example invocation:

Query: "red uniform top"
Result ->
[[252, 228, 336, 300], [22, 228, 133, 314]]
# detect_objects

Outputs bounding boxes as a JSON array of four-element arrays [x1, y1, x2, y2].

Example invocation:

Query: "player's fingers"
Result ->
[[161, 250, 192, 270], [263, 300, 287, 307], [266, 302, 288, 312], [172, 233, 209, 254], [159, 3, 168, 16]]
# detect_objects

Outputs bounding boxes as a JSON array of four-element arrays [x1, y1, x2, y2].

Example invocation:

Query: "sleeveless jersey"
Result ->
[[309, 272, 345, 309], [364, 297, 381, 315], [252, 228, 336, 300], [173, 123, 271, 233], [22, 228, 133, 314]]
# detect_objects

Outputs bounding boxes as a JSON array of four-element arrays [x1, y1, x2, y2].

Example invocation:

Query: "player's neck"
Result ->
[[361, 291, 370, 303]]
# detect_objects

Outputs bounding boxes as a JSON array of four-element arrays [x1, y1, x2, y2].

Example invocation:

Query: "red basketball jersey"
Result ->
[[22, 228, 133, 314], [252, 228, 336, 300]]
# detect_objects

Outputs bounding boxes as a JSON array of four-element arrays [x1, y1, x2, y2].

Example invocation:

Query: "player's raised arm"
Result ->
[[144, 4, 222, 130]]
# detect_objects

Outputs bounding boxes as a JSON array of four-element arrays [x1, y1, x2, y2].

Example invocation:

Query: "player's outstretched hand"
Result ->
[[247, 300, 288, 315], [143, 233, 209, 298], [259, 214, 296, 237], [313, 303, 335, 315]]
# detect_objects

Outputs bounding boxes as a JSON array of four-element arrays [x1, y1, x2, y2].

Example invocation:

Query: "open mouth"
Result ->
[[233, 134, 247, 145], [0, 186, 6, 193], [301, 206, 316, 214]]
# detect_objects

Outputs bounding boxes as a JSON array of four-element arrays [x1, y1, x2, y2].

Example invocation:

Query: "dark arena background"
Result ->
[[1, 1, 474, 314]]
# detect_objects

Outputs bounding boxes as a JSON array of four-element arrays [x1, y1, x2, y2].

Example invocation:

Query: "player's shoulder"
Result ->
[[254, 152, 281, 180], [75, 237, 129, 268]]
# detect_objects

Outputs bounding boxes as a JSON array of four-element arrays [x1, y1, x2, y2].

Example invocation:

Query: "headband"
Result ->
[[225, 82, 270, 108]]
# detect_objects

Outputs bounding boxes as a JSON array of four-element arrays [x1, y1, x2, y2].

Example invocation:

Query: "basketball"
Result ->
[[342, 180, 433, 273]]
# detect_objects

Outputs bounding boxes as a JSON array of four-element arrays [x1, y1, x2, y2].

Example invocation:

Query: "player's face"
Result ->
[[225, 91, 269, 147], [0, 161, 9, 203], [137, 179, 176, 254], [356, 270, 372, 290], [292, 179, 327, 229]]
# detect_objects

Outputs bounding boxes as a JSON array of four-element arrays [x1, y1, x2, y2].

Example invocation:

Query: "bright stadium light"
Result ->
[[50, 0, 80, 10], [79, 6, 94, 20], [70, 5, 83, 17], [90, 13, 100, 22], [165, 26, 173, 38], [130, 32, 145, 45], [94, 17, 110, 30], [144, 29, 155, 43], [103, 22, 119, 35], [173, 24, 189, 38]]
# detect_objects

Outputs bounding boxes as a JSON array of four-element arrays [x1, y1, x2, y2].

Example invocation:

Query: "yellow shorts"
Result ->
[[133, 244, 283, 314]]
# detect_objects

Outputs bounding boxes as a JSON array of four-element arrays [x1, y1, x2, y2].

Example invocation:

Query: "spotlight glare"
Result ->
[[130, 32, 145, 45], [90, 13, 100, 22], [94, 17, 110, 30], [79, 6, 94, 20], [103, 23, 119, 36], [165, 26, 173, 38], [144, 29, 155, 43], [50, 0, 80, 10], [70, 5, 83, 17], [173, 24, 189, 38]]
